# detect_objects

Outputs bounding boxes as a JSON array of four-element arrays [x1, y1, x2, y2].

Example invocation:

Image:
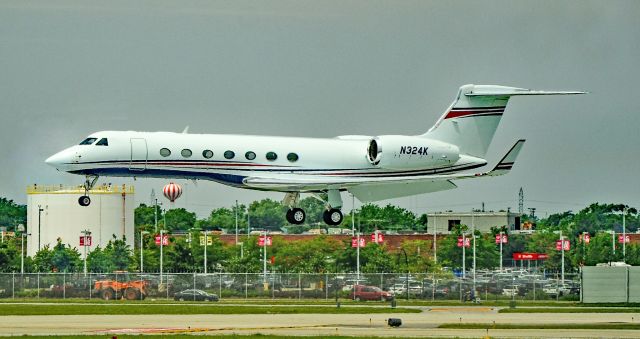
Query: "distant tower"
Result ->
[[150, 189, 156, 205], [518, 187, 524, 214]]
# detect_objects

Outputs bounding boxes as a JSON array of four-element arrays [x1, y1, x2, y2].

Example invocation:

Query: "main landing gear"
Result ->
[[78, 175, 98, 207], [282, 190, 344, 226]]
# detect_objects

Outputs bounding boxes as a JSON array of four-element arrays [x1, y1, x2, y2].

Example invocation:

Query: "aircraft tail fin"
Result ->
[[423, 84, 584, 158]]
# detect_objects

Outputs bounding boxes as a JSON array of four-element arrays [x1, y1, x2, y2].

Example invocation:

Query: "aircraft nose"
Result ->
[[45, 150, 71, 170]]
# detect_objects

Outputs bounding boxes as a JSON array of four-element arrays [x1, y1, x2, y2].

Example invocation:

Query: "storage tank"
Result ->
[[26, 184, 135, 258]]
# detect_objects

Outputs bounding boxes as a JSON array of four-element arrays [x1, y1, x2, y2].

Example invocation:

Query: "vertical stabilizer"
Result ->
[[423, 84, 584, 158]]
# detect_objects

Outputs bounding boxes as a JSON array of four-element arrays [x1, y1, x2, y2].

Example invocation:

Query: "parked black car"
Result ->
[[173, 289, 219, 301]]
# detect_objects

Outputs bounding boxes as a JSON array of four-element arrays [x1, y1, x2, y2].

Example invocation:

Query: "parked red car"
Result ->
[[350, 284, 394, 301]]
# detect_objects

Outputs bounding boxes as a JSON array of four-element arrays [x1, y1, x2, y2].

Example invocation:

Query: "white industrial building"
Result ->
[[26, 184, 135, 257], [427, 211, 522, 234]]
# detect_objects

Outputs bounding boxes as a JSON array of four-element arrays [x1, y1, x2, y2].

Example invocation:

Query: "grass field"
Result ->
[[439, 322, 640, 329], [499, 307, 640, 313], [0, 336, 388, 339], [0, 303, 420, 316]]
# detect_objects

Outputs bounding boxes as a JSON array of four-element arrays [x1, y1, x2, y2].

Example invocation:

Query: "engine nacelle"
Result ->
[[367, 135, 460, 170]]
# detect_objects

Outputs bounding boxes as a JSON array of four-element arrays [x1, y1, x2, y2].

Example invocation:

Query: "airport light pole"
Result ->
[[140, 230, 149, 273], [20, 231, 30, 275], [433, 213, 437, 264], [461, 231, 466, 279], [160, 229, 164, 284], [499, 231, 504, 272], [623, 206, 627, 261], [472, 210, 477, 293], [81, 229, 91, 276], [560, 230, 565, 284], [235, 200, 239, 245], [154, 199, 158, 232]]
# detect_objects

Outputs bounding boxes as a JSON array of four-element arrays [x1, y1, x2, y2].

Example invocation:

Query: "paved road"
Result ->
[[1, 306, 640, 337]]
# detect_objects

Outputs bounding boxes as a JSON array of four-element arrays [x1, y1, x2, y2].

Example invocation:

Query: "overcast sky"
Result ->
[[1, 0, 639, 218]]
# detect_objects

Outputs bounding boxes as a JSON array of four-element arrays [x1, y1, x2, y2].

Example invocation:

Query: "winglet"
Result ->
[[486, 139, 525, 176], [182, 126, 190, 134]]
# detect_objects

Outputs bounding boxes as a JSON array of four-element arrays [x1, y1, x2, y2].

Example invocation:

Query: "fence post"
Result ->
[[244, 273, 248, 300], [218, 273, 222, 300], [298, 273, 302, 300], [12, 272, 15, 299], [63, 273, 66, 299], [37, 272, 40, 299], [193, 272, 196, 301], [89, 273, 92, 300]]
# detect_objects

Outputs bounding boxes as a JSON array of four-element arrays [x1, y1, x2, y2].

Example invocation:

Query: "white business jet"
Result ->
[[45, 84, 583, 225]]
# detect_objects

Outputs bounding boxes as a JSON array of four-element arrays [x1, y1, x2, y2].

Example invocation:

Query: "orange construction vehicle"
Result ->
[[94, 279, 148, 300]]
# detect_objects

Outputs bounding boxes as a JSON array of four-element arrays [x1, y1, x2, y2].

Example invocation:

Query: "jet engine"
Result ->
[[366, 135, 460, 170]]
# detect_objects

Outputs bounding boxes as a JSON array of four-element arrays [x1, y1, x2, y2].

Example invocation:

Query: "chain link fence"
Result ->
[[0, 271, 580, 302]]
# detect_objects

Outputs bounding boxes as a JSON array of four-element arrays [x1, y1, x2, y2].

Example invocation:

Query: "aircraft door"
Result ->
[[129, 138, 148, 171]]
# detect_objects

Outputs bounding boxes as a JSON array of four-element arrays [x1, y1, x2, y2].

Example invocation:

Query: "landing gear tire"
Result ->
[[78, 195, 91, 206], [286, 208, 306, 225], [323, 209, 343, 226]]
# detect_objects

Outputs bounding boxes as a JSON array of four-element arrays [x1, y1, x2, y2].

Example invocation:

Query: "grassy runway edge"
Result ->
[[439, 322, 640, 330], [0, 304, 419, 316]]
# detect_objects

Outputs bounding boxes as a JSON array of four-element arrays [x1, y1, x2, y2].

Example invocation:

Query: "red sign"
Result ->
[[618, 235, 630, 244], [513, 252, 549, 260], [495, 234, 508, 244], [79, 235, 92, 247], [351, 237, 366, 248], [556, 239, 570, 251], [457, 237, 471, 248], [155, 235, 169, 246], [258, 236, 273, 246], [371, 232, 384, 244]]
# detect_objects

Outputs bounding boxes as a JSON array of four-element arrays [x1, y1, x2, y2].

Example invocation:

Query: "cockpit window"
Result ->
[[79, 138, 97, 145], [96, 138, 108, 146]]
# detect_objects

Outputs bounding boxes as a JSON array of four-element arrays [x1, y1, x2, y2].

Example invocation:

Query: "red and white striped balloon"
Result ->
[[162, 182, 182, 203]]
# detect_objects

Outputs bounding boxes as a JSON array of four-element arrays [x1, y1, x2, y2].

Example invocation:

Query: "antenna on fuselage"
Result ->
[[182, 126, 189, 134]]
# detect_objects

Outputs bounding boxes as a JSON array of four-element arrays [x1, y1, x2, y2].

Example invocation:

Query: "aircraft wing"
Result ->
[[243, 140, 525, 201]]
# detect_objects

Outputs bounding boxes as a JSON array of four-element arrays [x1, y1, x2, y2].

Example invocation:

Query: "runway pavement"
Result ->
[[1, 306, 640, 337]]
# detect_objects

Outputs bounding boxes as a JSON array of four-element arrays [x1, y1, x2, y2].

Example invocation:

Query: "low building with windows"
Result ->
[[426, 211, 522, 234], [26, 184, 135, 258]]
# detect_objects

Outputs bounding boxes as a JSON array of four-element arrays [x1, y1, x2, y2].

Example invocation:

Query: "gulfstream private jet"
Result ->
[[46, 84, 583, 225]]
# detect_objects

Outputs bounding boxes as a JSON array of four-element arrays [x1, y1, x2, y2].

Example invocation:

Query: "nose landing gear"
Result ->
[[78, 175, 99, 207]]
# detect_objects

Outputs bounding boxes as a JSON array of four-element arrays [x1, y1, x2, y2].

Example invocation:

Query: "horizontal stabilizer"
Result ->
[[486, 139, 525, 176], [465, 85, 586, 97]]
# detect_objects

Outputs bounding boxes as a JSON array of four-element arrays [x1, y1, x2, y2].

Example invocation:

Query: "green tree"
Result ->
[[0, 197, 27, 230], [0, 238, 20, 272], [35, 239, 82, 272], [164, 208, 196, 231], [248, 199, 285, 231]]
